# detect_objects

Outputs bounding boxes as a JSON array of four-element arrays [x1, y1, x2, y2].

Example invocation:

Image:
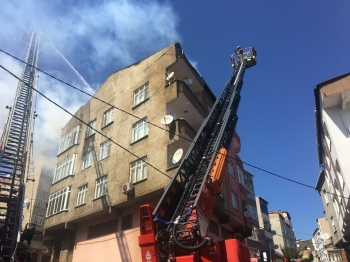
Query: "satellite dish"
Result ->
[[320, 233, 330, 240], [172, 148, 183, 164], [183, 78, 193, 85], [271, 230, 276, 235], [160, 115, 174, 125], [166, 72, 175, 81], [243, 210, 252, 218], [274, 245, 279, 250]]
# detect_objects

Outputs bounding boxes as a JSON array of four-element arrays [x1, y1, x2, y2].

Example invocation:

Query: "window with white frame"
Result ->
[[94, 176, 107, 199], [130, 157, 147, 183], [228, 162, 234, 177], [103, 108, 114, 127], [31, 212, 44, 226], [133, 82, 149, 106], [237, 166, 245, 186], [46, 186, 71, 217], [231, 191, 238, 210], [77, 184, 88, 206], [53, 154, 77, 183], [86, 120, 96, 138], [58, 125, 81, 154], [35, 196, 48, 208], [82, 151, 92, 170], [132, 117, 148, 142], [100, 140, 111, 160]]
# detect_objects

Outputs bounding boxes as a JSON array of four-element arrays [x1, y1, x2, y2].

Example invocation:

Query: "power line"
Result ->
[[0, 50, 347, 202], [0, 64, 172, 182], [0, 60, 331, 249]]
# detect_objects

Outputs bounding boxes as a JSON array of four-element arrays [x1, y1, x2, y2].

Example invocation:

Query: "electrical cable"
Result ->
[[0, 64, 172, 181], [1, 48, 343, 201], [2, 64, 342, 256]]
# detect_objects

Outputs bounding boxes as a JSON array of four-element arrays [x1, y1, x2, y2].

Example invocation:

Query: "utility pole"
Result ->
[[0, 26, 42, 261]]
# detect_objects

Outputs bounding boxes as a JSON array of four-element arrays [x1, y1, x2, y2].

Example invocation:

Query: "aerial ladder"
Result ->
[[139, 47, 257, 262], [0, 27, 42, 261]]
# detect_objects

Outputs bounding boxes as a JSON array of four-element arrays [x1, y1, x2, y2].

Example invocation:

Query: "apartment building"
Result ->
[[43, 43, 254, 262], [314, 73, 350, 259], [255, 197, 274, 253], [269, 211, 297, 254], [21, 165, 52, 261], [312, 217, 347, 262]]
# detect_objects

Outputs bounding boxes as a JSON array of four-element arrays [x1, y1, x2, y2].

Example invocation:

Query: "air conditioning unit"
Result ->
[[122, 182, 134, 194]]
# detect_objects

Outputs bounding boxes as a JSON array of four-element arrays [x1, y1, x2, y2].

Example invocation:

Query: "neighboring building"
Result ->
[[269, 211, 297, 254], [43, 43, 254, 262], [242, 170, 261, 258], [256, 197, 274, 253], [22, 165, 52, 261], [314, 73, 350, 261], [313, 217, 348, 262]]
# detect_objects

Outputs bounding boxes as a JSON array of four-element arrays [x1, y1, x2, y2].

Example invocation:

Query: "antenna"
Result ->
[[166, 72, 175, 82], [160, 115, 174, 126], [172, 148, 183, 164]]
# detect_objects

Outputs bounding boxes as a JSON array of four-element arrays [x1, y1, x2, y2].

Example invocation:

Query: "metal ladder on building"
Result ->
[[0, 28, 41, 261], [152, 47, 257, 252]]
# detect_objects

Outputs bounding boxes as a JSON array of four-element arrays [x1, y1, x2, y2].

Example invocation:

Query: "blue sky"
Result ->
[[1, 0, 349, 241]]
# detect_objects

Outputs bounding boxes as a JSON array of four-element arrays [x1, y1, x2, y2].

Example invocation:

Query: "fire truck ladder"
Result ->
[[153, 47, 256, 251], [0, 29, 42, 260]]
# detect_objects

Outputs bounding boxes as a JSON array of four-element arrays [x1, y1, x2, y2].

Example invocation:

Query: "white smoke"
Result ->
[[0, 0, 181, 169]]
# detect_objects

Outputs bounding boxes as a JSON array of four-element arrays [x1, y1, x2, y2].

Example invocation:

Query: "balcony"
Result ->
[[166, 80, 209, 131], [167, 119, 196, 168]]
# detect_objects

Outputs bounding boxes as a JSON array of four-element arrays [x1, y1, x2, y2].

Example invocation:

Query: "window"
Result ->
[[231, 192, 238, 209], [133, 82, 149, 106], [209, 220, 219, 236], [29, 168, 34, 177], [53, 154, 77, 183], [334, 197, 340, 219], [100, 140, 111, 160], [246, 205, 258, 221], [94, 176, 107, 199], [132, 117, 148, 142], [103, 108, 114, 127], [86, 120, 96, 137], [46, 187, 71, 217], [237, 166, 245, 186], [58, 125, 81, 154], [228, 162, 234, 177], [335, 160, 344, 190], [121, 214, 132, 230], [82, 151, 92, 170], [323, 189, 329, 205], [331, 218, 337, 233], [88, 219, 118, 239], [77, 184, 88, 206], [130, 157, 147, 183], [31, 212, 44, 226], [246, 183, 255, 200], [35, 196, 48, 208]]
